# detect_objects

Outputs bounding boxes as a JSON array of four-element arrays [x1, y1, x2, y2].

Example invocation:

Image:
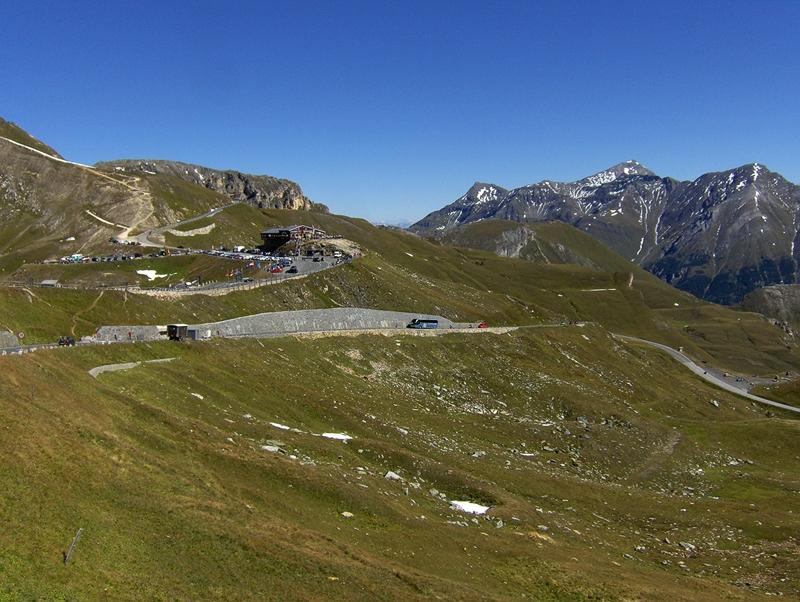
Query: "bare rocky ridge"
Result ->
[[413, 161, 800, 304], [95, 159, 313, 211], [741, 284, 800, 331]]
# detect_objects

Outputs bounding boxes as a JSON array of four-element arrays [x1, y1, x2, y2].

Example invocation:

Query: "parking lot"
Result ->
[[5, 251, 353, 297]]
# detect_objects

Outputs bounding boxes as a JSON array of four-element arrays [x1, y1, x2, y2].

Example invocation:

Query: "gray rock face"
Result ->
[[0, 331, 19, 348], [413, 161, 800, 304], [96, 159, 313, 211], [741, 284, 800, 329]]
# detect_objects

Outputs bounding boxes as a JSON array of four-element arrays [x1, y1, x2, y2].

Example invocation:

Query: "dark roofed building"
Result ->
[[260, 224, 327, 252], [260, 228, 292, 252]]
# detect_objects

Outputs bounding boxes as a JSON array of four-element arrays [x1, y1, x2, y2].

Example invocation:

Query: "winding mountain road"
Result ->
[[615, 334, 800, 415], [130, 203, 236, 247]]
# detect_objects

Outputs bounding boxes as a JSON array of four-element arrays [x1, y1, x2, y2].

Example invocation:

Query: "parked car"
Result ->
[[287, 265, 298, 274], [57, 336, 76, 346], [270, 266, 283, 274], [478, 321, 488, 328]]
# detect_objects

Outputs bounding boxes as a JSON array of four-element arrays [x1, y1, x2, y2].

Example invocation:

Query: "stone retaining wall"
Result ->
[[0, 331, 19, 348], [94, 308, 478, 341], [94, 325, 162, 342], [191, 308, 474, 339]]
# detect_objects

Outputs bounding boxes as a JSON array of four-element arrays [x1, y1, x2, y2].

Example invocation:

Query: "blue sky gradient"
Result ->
[[2, 1, 798, 223]]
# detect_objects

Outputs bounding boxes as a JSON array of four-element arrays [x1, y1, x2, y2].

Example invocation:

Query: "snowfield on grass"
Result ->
[[321, 432, 353, 441], [450, 500, 490, 515], [137, 269, 169, 281], [268, 421, 352, 440]]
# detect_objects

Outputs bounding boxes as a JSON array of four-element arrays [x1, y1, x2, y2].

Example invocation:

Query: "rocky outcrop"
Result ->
[[741, 284, 800, 330], [443, 222, 535, 258], [440, 220, 634, 271], [96, 159, 313, 211]]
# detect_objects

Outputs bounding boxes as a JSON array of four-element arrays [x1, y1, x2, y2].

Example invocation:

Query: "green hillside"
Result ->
[[752, 379, 800, 406], [2, 328, 799, 600], [441, 219, 675, 287], [2, 205, 798, 376]]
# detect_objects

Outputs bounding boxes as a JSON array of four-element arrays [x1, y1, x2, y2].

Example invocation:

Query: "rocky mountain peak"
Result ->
[[736, 162, 771, 184], [460, 182, 508, 206], [578, 160, 655, 187]]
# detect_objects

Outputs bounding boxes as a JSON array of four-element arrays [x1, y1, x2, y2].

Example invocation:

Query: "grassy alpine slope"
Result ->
[[1, 328, 799, 600], [2, 205, 797, 376], [752, 379, 800, 406]]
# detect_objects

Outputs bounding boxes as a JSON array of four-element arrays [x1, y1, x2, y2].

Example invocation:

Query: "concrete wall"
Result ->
[[94, 325, 162, 342], [94, 308, 478, 341], [192, 308, 476, 339], [0, 331, 19, 348]]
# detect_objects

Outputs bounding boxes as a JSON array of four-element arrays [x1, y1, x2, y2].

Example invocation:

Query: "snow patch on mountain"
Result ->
[[474, 186, 500, 205]]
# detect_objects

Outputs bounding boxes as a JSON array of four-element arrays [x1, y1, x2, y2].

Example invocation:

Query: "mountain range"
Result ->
[[412, 160, 800, 304]]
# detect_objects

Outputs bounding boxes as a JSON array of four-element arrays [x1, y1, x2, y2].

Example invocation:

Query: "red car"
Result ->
[[270, 265, 283, 274], [478, 321, 488, 329]]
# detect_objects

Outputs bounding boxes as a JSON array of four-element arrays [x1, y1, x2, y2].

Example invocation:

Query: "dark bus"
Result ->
[[167, 324, 189, 341], [406, 319, 439, 330]]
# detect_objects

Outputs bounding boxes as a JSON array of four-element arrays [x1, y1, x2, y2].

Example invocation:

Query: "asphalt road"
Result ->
[[616, 334, 800, 415], [130, 203, 235, 247]]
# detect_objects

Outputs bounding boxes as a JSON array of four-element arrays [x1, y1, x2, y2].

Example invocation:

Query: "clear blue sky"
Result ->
[[2, 1, 798, 223]]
